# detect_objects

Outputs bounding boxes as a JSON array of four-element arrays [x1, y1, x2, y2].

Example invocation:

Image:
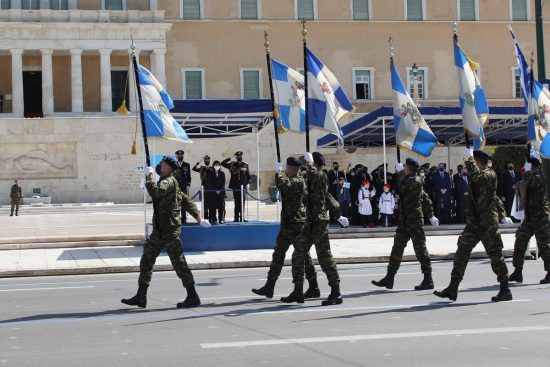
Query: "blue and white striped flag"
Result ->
[[510, 28, 532, 111], [305, 47, 354, 140], [454, 38, 489, 150], [528, 80, 550, 158], [391, 62, 438, 158], [137, 65, 192, 144], [270, 59, 306, 133]]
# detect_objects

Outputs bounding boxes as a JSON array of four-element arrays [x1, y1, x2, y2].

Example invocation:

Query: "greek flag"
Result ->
[[391, 62, 438, 158], [510, 28, 532, 111], [137, 65, 192, 143], [527, 80, 550, 158], [306, 47, 353, 139], [454, 39, 489, 150], [270, 59, 306, 133]]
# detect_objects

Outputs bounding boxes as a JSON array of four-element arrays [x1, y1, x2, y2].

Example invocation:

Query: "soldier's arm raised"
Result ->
[[221, 158, 232, 170]]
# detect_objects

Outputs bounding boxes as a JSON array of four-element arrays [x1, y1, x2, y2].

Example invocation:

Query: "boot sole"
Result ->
[[121, 300, 146, 308], [414, 285, 434, 291], [491, 296, 513, 302], [433, 291, 457, 301], [251, 289, 273, 299], [321, 298, 343, 306], [371, 280, 393, 290], [280, 298, 304, 304], [177, 301, 201, 309]]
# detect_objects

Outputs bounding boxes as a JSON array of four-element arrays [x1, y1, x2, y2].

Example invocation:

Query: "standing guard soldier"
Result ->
[[434, 149, 514, 302], [10, 180, 22, 217], [222, 151, 251, 222], [121, 156, 211, 309], [252, 157, 320, 300], [372, 158, 440, 291], [193, 155, 212, 221], [509, 150, 550, 284], [174, 150, 191, 223], [281, 152, 349, 306]]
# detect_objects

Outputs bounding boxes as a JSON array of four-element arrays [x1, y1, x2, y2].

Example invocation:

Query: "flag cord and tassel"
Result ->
[[116, 69, 130, 115], [264, 31, 281, 163], [302, 19, 310, 152]]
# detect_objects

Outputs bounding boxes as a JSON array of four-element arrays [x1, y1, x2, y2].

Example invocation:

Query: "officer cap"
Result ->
[[235, 151, 243, 156], [312, 152, 325, 166], [473, 150, 490, 161], [421, 163, 430, 170], [405, 158, 419, 169], [161, 155, 178, 170], [175, 150, 184, 155], [286, 157, 301, 167], [204, 155, 211, 159]]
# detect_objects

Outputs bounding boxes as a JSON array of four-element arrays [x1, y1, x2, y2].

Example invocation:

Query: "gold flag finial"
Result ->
[[264, 31, 270, 54], [530, 50, 536, 68], [301, 19, 307, 41]]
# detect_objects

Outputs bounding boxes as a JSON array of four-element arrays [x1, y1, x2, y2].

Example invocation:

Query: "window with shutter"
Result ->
[[460, 0, 476, 21], [242, 70, 261, 99], [407, 0, 423, 21], [408, 69, 426, 99], [511, 0, 527, 21], [353, 0, 369, 20], [353, 69, 372, 100], [104, 0, 123, 10], [241, 0, 258, 19], [182, 0, 201, 19], [1, 0, 11, 9], [513, 68, 523, 98], [297, 0, 314, 20], [185, 70, 204, 99], [21, 0, 40, 9], [50, 0, 68, 10]]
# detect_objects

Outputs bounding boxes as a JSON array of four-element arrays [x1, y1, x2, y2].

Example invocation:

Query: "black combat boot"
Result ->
[[433, 277, 460, 301], [539, 272, 550, 284], [177, 283, 201, 308], [321, 284, 343, 306], [414, 271, 434, 291], [491, 281, 513, 302], [371, 272, 395, 290], [121, 282, 148, 308], [304, 278, 321, 299], [280, 283, 304, 304], [252, 278, 276, 299], [509, 267, 523, 283]]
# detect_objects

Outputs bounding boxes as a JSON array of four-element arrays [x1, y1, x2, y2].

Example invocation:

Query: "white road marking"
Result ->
[[200, 325, 550, 349], [262, 272, 420, 281], [0, 286, 95, 292]]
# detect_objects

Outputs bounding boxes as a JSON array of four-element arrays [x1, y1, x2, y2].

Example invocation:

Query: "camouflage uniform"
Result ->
[[512, 170, 550, 271], [267, 172, 316, 281], [450, 157, 509, 283], [292, 164, 341, 287], [387, 171, 433, 274], [138, 174, 199, 287], [10, 184, 22, 216]]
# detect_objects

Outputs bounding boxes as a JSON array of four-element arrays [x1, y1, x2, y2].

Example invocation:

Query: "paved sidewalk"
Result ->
[[0, 233, 525, 277]]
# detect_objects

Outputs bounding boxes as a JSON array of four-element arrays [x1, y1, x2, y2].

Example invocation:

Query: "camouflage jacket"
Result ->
[[146, 175, 200, 230], [523, 171, 549, 221], [396, 171, 425, 223], [276, 172, 307, 224], [465, 157, 498, 223], [304, 164, 341, 222], [421, 190, 434, 220], [10, 185, 22, 199]]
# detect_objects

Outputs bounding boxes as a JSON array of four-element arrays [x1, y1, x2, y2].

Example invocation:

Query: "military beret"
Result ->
[[161, 155, 178, 170], [405, 158, 419, 169], [473, 150, 490, 160], [175, 150, 184, 155], [155, 163, 162, 176], [286, 157, 301, 167], [312, 152, 325, 166], [235, 151, 243, 156]]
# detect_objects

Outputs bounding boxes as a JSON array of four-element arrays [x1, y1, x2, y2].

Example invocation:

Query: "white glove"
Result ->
[[524, 162, 532, 173], [246, 184, 250, 190], [337, 216, 350, 228], [429, 216, 439, 227], [501, 217, 513, 225], [275, 162, 283, 172], [501, 197, 506, 203], [200, 219, 211, 228], [464, 147, 474, 158], [304, 152, 314, 163], [145, 166, 154, 176], [395, 163, 404, 172]]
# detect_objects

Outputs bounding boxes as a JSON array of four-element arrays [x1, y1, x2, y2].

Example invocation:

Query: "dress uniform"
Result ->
[[221, 151, 251, 222], [10, 180, 22, 216], [372, 158, 440, 291], [174, 150, 191, 223], [509, 151, 550, 284], [121, 156, 211, 309], [282, 152, 349, 306], [193, 155, 212, 220], [252, 157, 319, 300], [434, 149, 513, 302]]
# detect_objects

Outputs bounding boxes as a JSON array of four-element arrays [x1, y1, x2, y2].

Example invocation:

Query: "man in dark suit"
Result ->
[[454, 167, 469, 224], [327, 162, 340, 199], [502, 162, 522, 219], [174, 150, 191, 223], [453, 164, 463, 189], [433, 163, 452, 224], [222, 151, 251, 222]]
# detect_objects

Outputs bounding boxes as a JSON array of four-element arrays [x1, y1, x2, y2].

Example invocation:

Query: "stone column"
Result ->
[[151, 49, 166, 87], [128, 49, 140, 113], [99, 49, 112, 113], [149, 0, 158, 11], [10, 49, 24, 117], [70, 49, 83, 113], [41, 49, 54, 116]]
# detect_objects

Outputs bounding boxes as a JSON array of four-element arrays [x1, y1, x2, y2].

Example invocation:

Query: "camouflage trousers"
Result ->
[[388, 220, 431, 274], [513, 219, 550, 271], [291, 220, 340, 287], [138, 228, 194, 287], [267, 222, 317, 282], [451, 222, 509, 283], [10, 198, 20, 214]]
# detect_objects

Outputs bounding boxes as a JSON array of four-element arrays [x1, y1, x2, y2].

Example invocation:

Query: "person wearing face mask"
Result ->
[[327, 162, 340, 198], [454, 168, 469, 224], [433, 163, 452, 224], [206, 161, 226, 224], [194, 155, 213, 221], [222, 151, 251, 222], [358, 179, 376, 228], [502, 161, 522, 220]]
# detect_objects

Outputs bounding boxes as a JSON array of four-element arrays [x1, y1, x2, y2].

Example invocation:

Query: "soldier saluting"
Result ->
[[121, 156, 211, 309], [193, 155, 213, 221], [222, 151, 250, 222]]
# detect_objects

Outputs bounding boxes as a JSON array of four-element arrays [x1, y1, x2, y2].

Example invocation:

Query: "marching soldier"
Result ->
[[174, 150, 191, 223], [434, 149, 513, 302], [10, 179, 22, 217], [372, 158, 440, 291], [222, 151, 251, 222], [281, 152, 349, 306], [193, 155, 212, 220], [252, 157, 320, 300], [121, 156, 211, 309], [509, 150, 550, 284]]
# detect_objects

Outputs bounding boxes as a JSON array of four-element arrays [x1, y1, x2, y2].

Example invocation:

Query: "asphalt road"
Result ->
[[1, 260, 549, 366]]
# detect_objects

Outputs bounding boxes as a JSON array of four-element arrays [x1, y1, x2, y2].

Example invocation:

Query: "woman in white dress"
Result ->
[[358, 180, 376, 228], [378, 183, 395, 227]]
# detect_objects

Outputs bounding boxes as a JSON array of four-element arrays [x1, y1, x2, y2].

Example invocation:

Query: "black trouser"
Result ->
[[233, 190, 245, 221], [208, 192, 225, 223], [340, 200, 350, 218]]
